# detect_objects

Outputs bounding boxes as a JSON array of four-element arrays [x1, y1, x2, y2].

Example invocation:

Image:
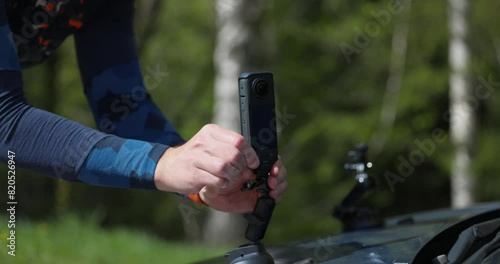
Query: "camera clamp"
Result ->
[[333, 144, 384, 232]]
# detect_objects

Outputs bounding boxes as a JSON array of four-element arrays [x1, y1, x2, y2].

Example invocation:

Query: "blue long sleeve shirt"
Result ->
[[0, 0, 184, 190]]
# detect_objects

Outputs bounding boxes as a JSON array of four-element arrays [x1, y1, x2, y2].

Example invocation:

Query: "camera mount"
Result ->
[[225, 242, 274, 264], [333, 144, 383, 232]]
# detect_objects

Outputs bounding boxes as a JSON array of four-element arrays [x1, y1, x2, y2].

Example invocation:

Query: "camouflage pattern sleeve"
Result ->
[[77, 136, 168, 190]]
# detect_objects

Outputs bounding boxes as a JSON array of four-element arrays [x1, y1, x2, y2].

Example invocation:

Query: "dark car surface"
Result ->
[[196, 202, 500, 264]]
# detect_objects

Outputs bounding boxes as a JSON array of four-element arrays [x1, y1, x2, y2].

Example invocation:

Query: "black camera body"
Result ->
[[238, 72, 278, 243], [239, 72, 278, 172]]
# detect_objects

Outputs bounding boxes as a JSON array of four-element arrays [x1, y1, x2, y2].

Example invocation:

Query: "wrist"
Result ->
[[154, 146, 178, 192]]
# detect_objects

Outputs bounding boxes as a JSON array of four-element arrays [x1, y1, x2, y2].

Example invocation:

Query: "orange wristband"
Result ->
[[188, 193, 208, 207]]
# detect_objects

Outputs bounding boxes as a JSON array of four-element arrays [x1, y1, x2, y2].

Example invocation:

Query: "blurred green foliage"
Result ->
[[0, 214, 229, 263], [1, 0, 500, 247]]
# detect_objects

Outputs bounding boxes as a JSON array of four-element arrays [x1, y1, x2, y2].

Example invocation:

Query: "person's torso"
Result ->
[[6, 0, 102, 68]]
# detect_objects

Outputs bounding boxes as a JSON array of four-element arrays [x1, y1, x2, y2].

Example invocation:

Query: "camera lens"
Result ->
[[253, 80, 268, 97]]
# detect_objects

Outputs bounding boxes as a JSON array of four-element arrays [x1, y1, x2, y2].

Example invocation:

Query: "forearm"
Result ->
[[78, 136, 168, 189], [0, 71, 105, 180], [0, 70, 169, 189]]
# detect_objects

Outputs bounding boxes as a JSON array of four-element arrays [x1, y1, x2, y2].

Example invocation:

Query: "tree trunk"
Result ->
[[448, 0, 475, 208], [203, 0, 263, 246], [370, 0, 412, 155]]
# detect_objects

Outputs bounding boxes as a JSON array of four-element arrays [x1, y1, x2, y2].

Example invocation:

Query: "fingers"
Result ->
[[270, 158, 286, 182], [188, 166, 230, 191], [182, 124, 261, 192], [195, 156, 241, 182], [205, 140, 246, 173], [205, 124, 260, 169], [155, 124, 262, 194], [268, 158, 287, 202], [269, 181, 288, 202], [200, 128, 257, 186]]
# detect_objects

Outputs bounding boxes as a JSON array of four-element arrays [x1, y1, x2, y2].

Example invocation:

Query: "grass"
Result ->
[[0, 214, 230, 264]]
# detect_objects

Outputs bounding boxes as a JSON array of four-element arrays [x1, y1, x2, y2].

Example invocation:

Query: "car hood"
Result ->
[[195, 202, 500, 264]]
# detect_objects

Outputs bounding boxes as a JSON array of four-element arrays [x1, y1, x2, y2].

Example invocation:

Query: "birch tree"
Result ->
[[370, 0, 412, 155], [203, 0, 263, 245], [448, 0, 475, 208]]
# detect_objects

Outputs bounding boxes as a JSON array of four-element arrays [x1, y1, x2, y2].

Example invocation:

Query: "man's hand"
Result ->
[[154, 124, 288, 213], [154, 124, 260, 194], [199, 157, 287, 213]]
